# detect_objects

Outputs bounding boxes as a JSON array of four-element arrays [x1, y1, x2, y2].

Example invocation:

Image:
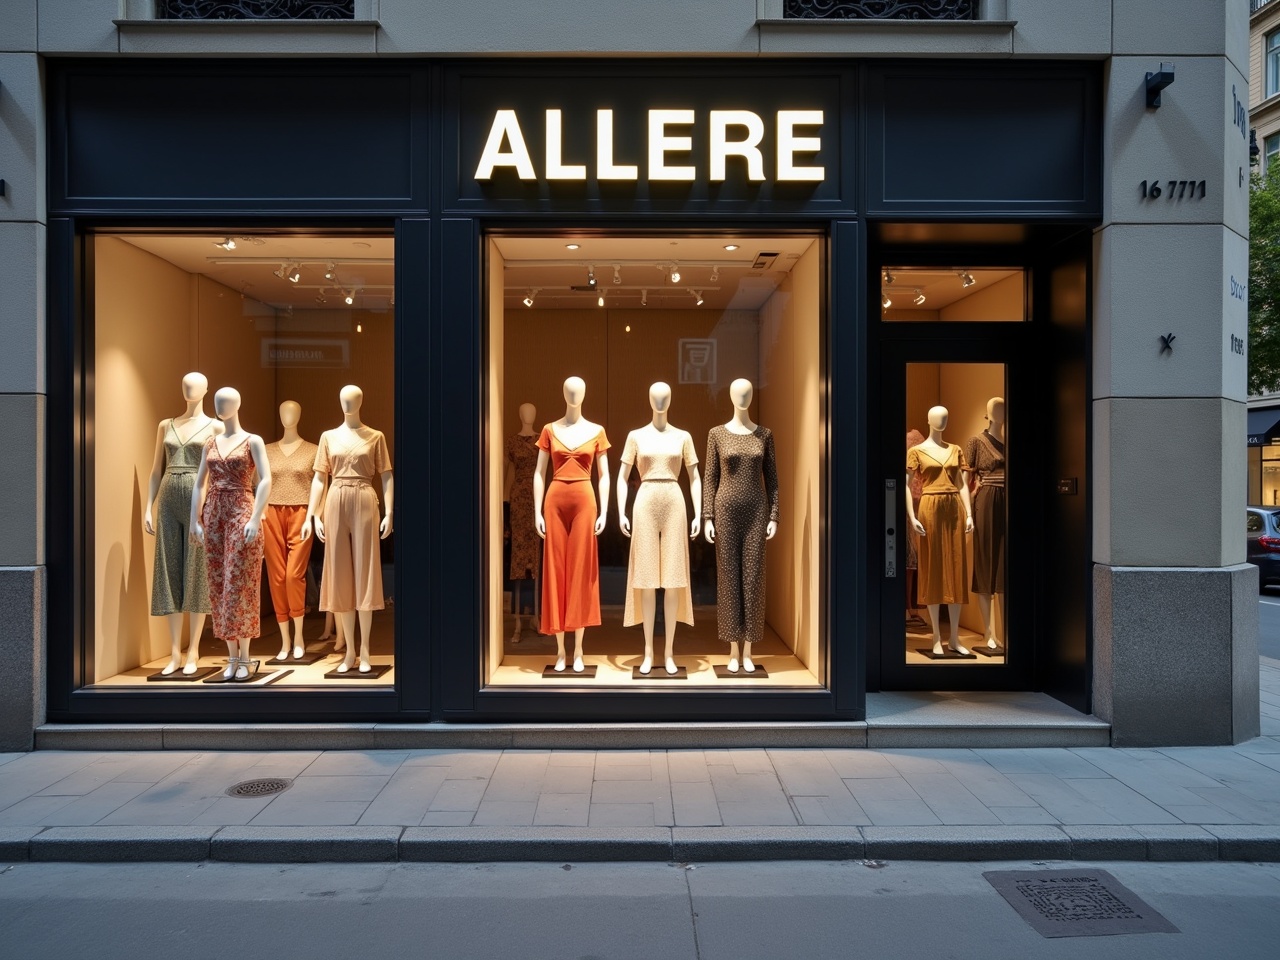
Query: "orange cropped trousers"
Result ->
[[540, 479, 601, 635], [262, 503, 313, 622]]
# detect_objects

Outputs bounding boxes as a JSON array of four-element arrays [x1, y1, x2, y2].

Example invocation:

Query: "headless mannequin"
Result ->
[[533, 377, 610, 673], [504, 402, 539, 643], [144, 371, 223, 675], [905, 405, 974, 656], [705, 378, 778, 674], [618, 382, 701, 675], [302, 384, 395, 673], [964, 397, 1006, 650], [273, 400, 310, 661], [190, 388, 272, 680]]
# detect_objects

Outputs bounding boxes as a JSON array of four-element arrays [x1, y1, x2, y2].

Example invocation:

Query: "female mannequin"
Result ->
[[302, 385, 394, 674], [904, 428, 925, 629], [618, 382, 701, 676], [264, 401, 319, 661], [504, 402, 541, 643], [144, 372, 221, 675], [905, 405, 974, 656], [190, 388, 272, 680], [703, 378, 779, 674], [534, 376, 610, 673], [964, 397, 1007, 651]]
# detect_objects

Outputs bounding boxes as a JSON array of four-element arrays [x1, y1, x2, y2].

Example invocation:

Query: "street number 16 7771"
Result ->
[[1140, 179, 1206, 200]]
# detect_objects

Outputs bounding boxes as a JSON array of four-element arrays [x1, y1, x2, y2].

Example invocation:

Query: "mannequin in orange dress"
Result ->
[[533, 376, 611, 673]]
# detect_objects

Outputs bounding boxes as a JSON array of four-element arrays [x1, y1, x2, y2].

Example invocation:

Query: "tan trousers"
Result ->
[[320, 478, 385, 612]]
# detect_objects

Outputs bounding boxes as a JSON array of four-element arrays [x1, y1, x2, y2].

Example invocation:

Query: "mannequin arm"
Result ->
[[532, 448, 549, 538], [906, 474, 925, 535], [595, 453, 610, 536], [144, 421, 167, 535], [702, 431, 718, 544], [960, 479, 974, 534], [188, 448, 211, 545], [245, 436, 272, 542], [687, 464, 702, 538], [302, 471, 328, 542], [616, 460, 632, 536], [380, 469, 395, 538]]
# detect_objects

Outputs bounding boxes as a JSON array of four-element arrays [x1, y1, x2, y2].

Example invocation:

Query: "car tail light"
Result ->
[[1258, 535, 1280, 553]]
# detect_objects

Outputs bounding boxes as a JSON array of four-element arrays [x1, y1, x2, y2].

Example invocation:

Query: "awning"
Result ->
[[1248, 408, 1280, 446]]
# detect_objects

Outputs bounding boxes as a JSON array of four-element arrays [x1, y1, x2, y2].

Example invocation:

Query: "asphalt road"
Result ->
[[1, 860, 1278, 960], [1258, 591, 1280, 659]]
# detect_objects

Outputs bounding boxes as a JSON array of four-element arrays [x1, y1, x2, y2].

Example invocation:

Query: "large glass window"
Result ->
[[1266, 134, 1280, 175], [1269, 30, 1280, 99], [90, 231, 396, 689], [1262, 443, 1280, 506], [486, 234, 825, 688]]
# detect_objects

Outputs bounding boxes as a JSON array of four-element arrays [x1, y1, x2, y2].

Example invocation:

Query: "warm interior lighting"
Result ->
[[882, 294, 892, 309], [669, 263, 681, 283], [723, 244, 739, 251], [960, 271, 976, 288], [913, 289, 926, 306], [213, 238, 236, 251]]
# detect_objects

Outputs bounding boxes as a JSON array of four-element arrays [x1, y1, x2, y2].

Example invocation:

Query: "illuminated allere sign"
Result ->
[[474, 108, 826, 183]]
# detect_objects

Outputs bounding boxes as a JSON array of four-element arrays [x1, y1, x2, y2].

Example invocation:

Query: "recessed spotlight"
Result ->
[[597, 294, 605, 307], [723, 244, 739, 252], [669, 263, 681, 284], [565, 243, 580, 250], [625, 324, 631, 333], [356, 322, 363, 333]]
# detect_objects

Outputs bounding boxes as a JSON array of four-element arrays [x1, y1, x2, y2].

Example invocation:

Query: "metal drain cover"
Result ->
[[226, 777, 293, 798], [984, 869, 1178, 938]]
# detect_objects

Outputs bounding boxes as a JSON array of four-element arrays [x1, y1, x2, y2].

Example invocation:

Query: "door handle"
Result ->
[[884, 478, 897, 578]]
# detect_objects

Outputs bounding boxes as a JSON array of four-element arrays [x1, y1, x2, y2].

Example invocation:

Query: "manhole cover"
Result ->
[[226, 777, 293, 798], [984, 869, 1179, 938]]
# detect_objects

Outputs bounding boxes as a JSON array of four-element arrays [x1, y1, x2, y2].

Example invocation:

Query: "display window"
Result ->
[[485, 233, 826, 688], [902, 361, 1009, 667], [880, 267, 1025, 322], [89, 231, 396, 690], [1260, 444, 1280, 506]]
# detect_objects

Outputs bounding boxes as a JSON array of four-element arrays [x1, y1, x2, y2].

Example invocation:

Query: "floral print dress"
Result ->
[[202, 436, 264, 641]]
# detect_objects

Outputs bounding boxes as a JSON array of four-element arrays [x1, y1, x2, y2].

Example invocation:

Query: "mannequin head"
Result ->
[[279, 400, 301, 429], [648, 381, 672, 413], [927, 405, 949, 433], [518, 402, 536, 427], [213, 387, 242, 421], [729, 378, 753, 410], [182, 372, 209, 402], [563, 376, 586, 407], [986, 396, 1006, 426], [339, 384, 363, 415]]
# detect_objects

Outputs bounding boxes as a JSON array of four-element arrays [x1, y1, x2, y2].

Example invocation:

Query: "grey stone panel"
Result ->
[[671, 826, 863, 862], [211, 825, 403, 863], [1061, 824, 1148, 860], [0, 394, 44, 564], [161, 724, 379, 751], [861, 826, 1071, 861], [399, 826, 672, 862], [1134, 824, 1219, 861], [0, 566, 43, 752], [1094, 564, 1259, 747], [117, 21, 379, 56], [1008, 0, 1111, 57], [372, 724, 514, 750], [867, 726, 1109, 750], [0, 1, 36, 53], [30, 826, 215, 862], [0, 224, 45, 397], [1204, 825, 1280, 862], [0, 826, 39, 860], [1114, 0, 1242, 65], [0, 53, 45, 223], [1232, 564, 1262, 743], [36, 0, 119, 54], [35, 725, 165, 751]]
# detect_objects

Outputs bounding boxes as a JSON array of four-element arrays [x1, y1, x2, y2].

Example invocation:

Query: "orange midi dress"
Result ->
[[538, 425, 610, 635], [906, 442, 970, 605]]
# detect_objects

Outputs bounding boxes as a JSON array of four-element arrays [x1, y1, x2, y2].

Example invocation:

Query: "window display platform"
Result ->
[[903, 620, 1005, 665]]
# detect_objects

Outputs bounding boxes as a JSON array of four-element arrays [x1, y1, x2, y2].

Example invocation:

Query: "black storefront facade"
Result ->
[[45, 59, 1100, 728]]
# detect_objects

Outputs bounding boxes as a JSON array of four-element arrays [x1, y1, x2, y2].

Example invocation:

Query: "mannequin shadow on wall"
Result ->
[[797, 481, 811, 660], [102, 470, 156, 678]]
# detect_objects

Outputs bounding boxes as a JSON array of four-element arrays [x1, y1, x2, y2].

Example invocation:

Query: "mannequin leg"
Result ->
[[663, 589, 678, 675], [221, 639, 239, 679], [276, 620, 292, 661], [357, 609, 374, 672], [927, 603, 944, 655], [991, 593, 1004, 649], [235, 637, 254, 680], [182, 614, 205, 674], [336, 611, 357, 672], [742, 641, 755, 674], [727, 641, 740, 673], [554, 632, 566, 672], [639, 589, 657, 674], [511, 582, 523, 644], [319, 611, 334, 641], [162, 613, 185, 674], [975, 593, 996, 649], [572, 627, 585, 673], [291, 615, 306, 658], [946, 603, 969, 655]]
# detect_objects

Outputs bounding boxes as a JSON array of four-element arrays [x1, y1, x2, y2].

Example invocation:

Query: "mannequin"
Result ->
[[534, 376, 610, 673], [504, 402, 541, 643], [263, 401, 319, 661], [618, 382, 701, 676], [302, 385, 394, 674], [905, 405, 974, 656], [964, 397, 1007, 651], [144, 372, 222, 675], [190, 388, 272, 680], [703, 378, 779, 674], [904, 428, 926, 629]]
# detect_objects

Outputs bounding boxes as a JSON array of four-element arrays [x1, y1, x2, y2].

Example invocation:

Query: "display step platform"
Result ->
[[712, 664, 769, 679], [323, 663, 393, 680], [632, 666, 688, 680], [35, 692, 1110, 750], [541, 665, 598, 678], [146, 667, 220, 682], [267, 652, 327, 667]]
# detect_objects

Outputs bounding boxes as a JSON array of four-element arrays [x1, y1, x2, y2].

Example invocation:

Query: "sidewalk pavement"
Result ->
[[1, 658, 1278, 865]]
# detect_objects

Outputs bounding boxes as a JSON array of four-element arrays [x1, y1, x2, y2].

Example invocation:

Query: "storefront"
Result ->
[[43, 58, 1101, 727]]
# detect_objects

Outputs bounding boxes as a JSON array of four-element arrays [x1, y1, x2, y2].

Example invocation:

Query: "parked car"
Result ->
[[1247, 506, 1280, 591]]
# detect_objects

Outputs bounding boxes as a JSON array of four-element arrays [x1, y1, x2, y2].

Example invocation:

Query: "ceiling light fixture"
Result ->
[[882, 294, 893, 309], [960, 271, 976, 288], [213, 238, 236, 251], [566, 243, 580, 250], [597, 294, 605, 307], [587, 266, 597, 288], [273, 263, 289, 280], [287, 266, 302, 283], [710, 266, 720, 282], [523, 289, 536, 308], [356, 322, 363, 333], [345, 288, 356, 305], [693, 290, 705, 307], [315, 291, 328, 305], [723, 244, 739, 252], [669, 263, 681, 284], [913, 289, 926, 306], [613, 264, 622, 285], [641, 289, 648, 306], [883, 270, 895, 285], [323, 262, 337, 281]]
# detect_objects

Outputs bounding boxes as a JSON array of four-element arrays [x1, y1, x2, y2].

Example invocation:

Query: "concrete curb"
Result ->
[[6, 824, 1280, 864]]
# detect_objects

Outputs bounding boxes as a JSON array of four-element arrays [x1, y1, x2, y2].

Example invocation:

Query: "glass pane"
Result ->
[[91, 232, 396, 689], [486, 234, 825, 688], [904, 362, 1007, 665], [880, 268, 1025, 322], [1249, 446, 1262, 504], [1269, 32, 1280, 97]]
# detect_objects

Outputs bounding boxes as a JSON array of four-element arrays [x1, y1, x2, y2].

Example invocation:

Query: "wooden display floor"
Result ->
[[902, 613, 1006, 665]]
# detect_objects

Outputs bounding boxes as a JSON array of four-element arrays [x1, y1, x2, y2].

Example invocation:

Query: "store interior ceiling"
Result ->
[[879, 268, 1020, 310]]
